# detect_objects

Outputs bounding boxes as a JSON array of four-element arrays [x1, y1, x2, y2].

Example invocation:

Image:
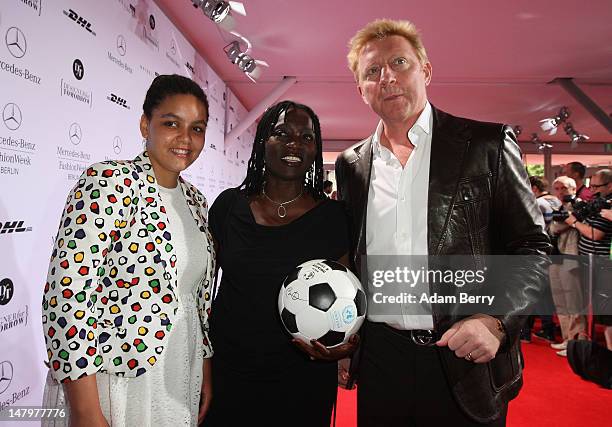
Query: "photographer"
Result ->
[[549, 176, 588, 355], [566, 169, 612, 257], [562, 170, 612, 389], [521, 176, 560, 343], [567, 170, 612, 353], [599, 207, 612, 351]]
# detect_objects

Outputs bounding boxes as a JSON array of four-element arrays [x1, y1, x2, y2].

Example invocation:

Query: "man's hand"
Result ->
[[564, 213, 578, 226], [436, 315, 503, 363], [292, 334, 359, 361]]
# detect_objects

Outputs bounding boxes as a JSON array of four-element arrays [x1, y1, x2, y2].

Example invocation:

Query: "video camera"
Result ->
[[552, 194, 611, 222]]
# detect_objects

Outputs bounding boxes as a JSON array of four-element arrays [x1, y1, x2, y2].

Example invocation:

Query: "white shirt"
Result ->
[[366, 102, 434, 330]]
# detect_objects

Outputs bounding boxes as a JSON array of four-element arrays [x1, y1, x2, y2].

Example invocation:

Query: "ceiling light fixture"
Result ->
[[224, 40, 255, 72], [530, 133, 552, 150], [192, 0, 231, 23], [223, 33, 269, 82], [563, 122, 590, 147], [539, 106, 570, 135], [191, 0, 247, 30]]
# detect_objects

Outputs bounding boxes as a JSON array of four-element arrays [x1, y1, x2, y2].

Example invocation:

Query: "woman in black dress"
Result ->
[[204, 101, 358, 426]]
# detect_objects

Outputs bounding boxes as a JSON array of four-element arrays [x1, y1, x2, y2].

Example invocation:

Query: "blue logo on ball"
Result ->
[[342, 306, 355, 324]]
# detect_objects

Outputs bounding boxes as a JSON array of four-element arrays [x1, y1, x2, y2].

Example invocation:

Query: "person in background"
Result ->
[[566, 169, 612, 352], [204, 100, 358, 427], [530, 176, 562, 229], [549, 176, 587, 356], [598, 207, 612, 351], [323, 179, 334, 198], [521, 176, 560, 343], [42, 74, 215, 427], [569, 169, 612, 257], [562, 161, 593, 201]]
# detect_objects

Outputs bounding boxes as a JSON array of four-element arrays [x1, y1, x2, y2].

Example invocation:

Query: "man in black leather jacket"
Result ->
[[336, 19, 551, 426]]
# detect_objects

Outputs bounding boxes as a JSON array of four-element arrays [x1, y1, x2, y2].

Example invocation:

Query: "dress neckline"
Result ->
[[241, 192, 331, 228]]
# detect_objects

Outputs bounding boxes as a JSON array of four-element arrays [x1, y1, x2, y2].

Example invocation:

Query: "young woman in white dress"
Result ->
[[42, 74, 215, 426]]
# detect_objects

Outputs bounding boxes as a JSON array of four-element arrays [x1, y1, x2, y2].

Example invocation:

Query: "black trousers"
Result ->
[[357, 321, 508, 427]]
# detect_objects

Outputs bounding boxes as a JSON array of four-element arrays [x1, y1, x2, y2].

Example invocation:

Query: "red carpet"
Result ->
[[333, 338, 611, 426]]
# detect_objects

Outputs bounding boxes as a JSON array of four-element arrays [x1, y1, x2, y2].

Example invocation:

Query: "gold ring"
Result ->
[[465, 352, 473, 362]]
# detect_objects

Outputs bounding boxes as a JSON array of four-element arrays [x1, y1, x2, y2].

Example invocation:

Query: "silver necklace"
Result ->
[[262, 186, 303, 218]]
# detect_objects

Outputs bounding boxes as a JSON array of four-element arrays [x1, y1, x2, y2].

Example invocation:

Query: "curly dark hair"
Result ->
[[142, 74, 209, 124], [238, 100, 325, 199]]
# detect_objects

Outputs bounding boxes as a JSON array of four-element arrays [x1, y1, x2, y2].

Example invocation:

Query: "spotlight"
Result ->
[[223, 38, 269, 82], [512, 125, 522, 137], [530, 133, 552, 150], [192, 0, 231, 24], [224, 41, 255, 72], [539, 106, 570, 135], [563, 122, 590, 147]]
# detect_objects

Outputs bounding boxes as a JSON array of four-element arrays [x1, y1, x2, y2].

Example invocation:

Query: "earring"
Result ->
[[142, 138, 147, 150]]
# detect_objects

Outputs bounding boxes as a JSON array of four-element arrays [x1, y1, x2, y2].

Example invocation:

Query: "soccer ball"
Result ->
[[278, 259, 367, 348]]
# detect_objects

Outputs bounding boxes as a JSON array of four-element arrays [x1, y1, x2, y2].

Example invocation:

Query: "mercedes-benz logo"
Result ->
[[5, 27, 26, 58], [0, 361, 13, 395], [2, 103, 22, 131], [117, 35, 126, 56], [149, 14, 156, 30], [69, 123, 82, 145], [113, 136, 122, 154], [73, 59, 84, 80], [170, 39, 176, 56]]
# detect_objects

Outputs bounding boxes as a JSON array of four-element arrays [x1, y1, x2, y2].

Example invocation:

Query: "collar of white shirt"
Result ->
[[372, 101, 433, 160]]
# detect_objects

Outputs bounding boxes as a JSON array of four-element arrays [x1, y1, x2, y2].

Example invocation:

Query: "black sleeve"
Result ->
[[328, 200, 352, 258], [208, 188, 238, 247], [490, 125, 551, 351]]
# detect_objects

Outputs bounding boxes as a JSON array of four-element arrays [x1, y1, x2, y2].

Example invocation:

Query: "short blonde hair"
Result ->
[[347, 19, 429, 81], [553, 176, 577, 190]]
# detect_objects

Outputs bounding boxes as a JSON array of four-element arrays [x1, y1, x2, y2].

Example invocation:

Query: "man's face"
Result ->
[[561, 165, 578, 180], [356, 35, 432, 124], [590, 174, 612, 197]]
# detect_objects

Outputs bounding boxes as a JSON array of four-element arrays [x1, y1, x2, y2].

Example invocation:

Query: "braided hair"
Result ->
[[238, 100, 325, 200]]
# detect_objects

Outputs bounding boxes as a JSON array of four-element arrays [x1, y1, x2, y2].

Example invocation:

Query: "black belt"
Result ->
[[376, 323, 440, 346]]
